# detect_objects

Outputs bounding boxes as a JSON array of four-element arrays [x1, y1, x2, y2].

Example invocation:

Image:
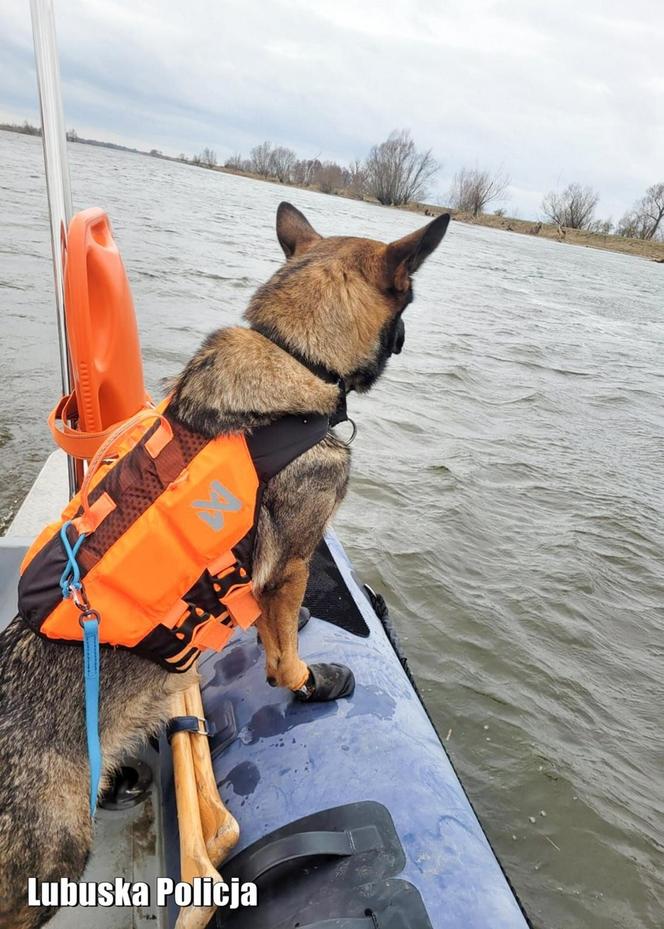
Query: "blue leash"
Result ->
[[81, 613, 101, 815], [60, 521, 102, 816]]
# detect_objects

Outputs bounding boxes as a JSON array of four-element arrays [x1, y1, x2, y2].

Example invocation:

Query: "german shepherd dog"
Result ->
[[0, 202, 449, 928]]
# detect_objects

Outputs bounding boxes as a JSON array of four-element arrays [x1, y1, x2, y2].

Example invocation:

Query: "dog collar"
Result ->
[[251, 324, 349, 427]]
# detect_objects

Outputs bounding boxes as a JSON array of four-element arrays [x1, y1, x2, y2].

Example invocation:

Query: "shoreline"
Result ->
[[3, 125, 662, 264]]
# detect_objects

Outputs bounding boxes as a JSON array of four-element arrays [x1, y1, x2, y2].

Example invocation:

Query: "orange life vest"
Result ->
[[18, 402, 263, 672], [20, 206, 331, 672]]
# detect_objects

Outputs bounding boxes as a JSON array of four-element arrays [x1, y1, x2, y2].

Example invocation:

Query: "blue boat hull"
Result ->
[[160, 531, 529, 929]]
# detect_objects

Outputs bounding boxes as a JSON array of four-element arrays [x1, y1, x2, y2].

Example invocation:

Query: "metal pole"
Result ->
[[30, 0, 77, 495]]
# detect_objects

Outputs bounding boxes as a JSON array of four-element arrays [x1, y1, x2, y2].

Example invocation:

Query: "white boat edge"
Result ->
[[2, 451, 167, 929], [5, 449, 69, 540]]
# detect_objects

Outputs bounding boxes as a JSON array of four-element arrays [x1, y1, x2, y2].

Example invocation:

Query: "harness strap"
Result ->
[[166, 715, 216, 743], [250, 324, 349, 427], [209, 558, 260, 629]]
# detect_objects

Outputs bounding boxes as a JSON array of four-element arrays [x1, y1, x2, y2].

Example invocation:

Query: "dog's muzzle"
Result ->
[[392, 318, 405, 355]]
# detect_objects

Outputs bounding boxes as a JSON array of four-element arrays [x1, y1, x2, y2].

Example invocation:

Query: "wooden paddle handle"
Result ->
[[184, 683, 240, 866], [171, 690, 221, 929]]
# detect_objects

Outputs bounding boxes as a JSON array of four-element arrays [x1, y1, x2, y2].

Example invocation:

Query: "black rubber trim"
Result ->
[[298, 920, 374, 929], [224, 801, 404, 886], [232, 825, 381, 885], [304, 539, 370, 638], [210, 878, 432, 929]]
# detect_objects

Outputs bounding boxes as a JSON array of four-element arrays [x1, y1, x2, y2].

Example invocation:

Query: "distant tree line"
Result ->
[[0, 119, 42, 137], [539, 181, 664, 240], [4, 119, 661, 242], [216, 130, 438, 207], [191, 147, 218, 168], [616, 183, 664, 240]]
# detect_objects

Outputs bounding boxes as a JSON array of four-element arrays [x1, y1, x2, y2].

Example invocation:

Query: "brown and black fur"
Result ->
[[0, 202, 449, 928]]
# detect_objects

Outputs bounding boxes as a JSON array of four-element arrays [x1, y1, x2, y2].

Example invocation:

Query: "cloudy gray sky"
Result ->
[[1, 0, 662, 220]]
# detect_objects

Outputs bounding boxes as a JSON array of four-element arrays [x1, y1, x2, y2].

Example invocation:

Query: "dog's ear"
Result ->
[[276, 202, 322, 259], [385, 213, 450, 292]]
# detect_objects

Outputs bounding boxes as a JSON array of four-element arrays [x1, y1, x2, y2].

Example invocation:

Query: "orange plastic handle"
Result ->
[[48, 392, 152, 460]]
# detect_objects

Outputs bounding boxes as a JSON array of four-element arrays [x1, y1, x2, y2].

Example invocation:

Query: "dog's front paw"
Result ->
[[294, 663, 355, 702]]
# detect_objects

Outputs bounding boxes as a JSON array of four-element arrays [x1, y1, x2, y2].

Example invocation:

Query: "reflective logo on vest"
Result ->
[[192, 481, 243, 531]]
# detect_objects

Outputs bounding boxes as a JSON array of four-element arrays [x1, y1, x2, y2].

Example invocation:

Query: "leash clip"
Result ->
[[71, 584, 91, 612]]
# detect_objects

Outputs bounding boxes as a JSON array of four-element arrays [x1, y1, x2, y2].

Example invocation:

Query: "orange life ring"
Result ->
[[49, 207, 150, 460]]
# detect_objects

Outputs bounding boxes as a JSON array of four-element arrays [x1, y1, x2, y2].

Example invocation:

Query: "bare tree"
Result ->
[[269, 146, 297, 183], [616, 212, 643, 239], [199, 147, 217, 167], [364, 130, 438, 206], [224, 152, 246, 170], [638, 181, 664, 239], [292, 158, 322, 186], [588, 218, 613, 235], [314, 161, 345, 194], [250, 141, 274, 176], [616, 183, 664, 240], [541, 183, 599, 230], [448, 167, 510, 216], [347, 158, 366, 198], [20, 120, 41, 136]]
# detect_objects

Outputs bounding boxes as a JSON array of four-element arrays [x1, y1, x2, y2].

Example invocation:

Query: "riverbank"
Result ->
[[404, 202, 664, 263], [3, 124, 662, 263], [173, 158, 664, 264]]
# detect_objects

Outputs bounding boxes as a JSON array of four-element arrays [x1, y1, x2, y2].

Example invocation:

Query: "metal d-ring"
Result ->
[[336, 417, 357, 447], [78, 608, 101, 628]]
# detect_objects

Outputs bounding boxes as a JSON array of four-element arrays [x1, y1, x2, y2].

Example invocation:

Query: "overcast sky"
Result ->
[[1, 0, 662, 220]]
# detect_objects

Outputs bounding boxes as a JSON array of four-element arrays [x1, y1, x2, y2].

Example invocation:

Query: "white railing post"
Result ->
[[30, 0, 77, 494]]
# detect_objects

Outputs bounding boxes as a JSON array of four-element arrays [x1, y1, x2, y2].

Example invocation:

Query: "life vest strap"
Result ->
[[209, 558, 261, 630], [222, 583, 261, 630], [189, 610, 235, 652], [165, 557, 261, 657]]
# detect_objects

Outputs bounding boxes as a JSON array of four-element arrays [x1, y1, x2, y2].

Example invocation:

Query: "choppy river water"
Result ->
[[1, 129, 663, 929]]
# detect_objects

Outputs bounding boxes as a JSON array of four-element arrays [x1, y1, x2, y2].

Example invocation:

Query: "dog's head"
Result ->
[[245, 202, 449, 392]]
